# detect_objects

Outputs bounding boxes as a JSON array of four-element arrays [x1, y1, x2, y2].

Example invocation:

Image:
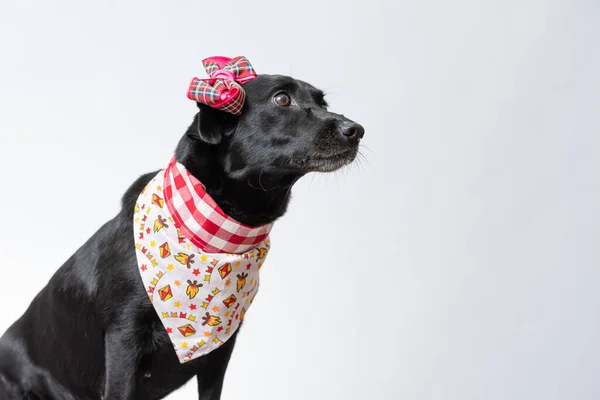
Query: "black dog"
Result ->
[[0, 74, 364, 400]]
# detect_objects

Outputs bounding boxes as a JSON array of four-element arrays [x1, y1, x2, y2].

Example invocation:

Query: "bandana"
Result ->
[[187, 56, 257, 115], [133, 159, 271, 363]]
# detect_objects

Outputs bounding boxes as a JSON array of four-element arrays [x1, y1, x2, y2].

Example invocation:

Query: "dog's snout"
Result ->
[[338, 121, 365, 140]]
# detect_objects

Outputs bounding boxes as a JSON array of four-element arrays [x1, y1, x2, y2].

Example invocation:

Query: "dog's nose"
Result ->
[[339, 121, 365, 140]]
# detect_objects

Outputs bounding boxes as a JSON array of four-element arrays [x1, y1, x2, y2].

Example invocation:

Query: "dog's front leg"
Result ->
[[103, 326, 142, 400], [196, 333, 238, 400]]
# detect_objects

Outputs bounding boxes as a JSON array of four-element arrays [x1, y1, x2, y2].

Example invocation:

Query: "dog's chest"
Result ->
[[135, 323, 232, 400], [137, 341, 199, 398]]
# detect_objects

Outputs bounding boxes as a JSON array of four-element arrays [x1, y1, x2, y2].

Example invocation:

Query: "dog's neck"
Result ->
[[174, 135, 298, 228]]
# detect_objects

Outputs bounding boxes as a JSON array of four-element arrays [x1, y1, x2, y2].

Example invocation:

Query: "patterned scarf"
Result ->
[[133, 158, 271, 363]]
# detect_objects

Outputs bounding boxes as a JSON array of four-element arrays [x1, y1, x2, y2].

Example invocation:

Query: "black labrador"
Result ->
[[0, 74, 364, 400]]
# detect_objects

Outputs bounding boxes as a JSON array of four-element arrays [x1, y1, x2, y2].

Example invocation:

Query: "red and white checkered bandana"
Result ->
[[163, 158, 272, 254], [187, 56, 257, 115]]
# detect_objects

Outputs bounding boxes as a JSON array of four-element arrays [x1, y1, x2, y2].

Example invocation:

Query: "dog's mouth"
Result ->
[[305, 146, 359, 173]]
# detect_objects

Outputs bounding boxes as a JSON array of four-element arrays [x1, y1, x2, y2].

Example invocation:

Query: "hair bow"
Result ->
[[187, 56, 257, 115]]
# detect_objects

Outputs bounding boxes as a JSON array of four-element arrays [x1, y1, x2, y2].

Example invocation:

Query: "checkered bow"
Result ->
[[187, 56, 257, 115]]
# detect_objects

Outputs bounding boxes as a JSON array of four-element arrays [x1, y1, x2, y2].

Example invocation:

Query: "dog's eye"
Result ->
[[274, 93, 291, 107]]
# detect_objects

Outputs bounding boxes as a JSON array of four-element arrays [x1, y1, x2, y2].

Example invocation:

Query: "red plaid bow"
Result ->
[[187, 56, 257, 115]]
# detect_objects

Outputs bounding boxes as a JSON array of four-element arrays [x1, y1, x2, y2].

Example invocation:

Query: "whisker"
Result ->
[[322, 85, 341, 97], [258, 168, 267, 191], [356, 149, 370, 166], [308, 172, 317, 190]]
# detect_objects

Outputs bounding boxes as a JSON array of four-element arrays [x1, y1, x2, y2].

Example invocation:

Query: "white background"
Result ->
[[1, 1, 599, 399]]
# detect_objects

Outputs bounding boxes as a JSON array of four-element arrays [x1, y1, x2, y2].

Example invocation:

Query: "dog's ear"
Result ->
[[187, 103, 238, 145]]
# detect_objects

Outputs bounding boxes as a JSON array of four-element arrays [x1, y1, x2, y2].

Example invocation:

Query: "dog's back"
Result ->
[[0, 174, 155, 399]]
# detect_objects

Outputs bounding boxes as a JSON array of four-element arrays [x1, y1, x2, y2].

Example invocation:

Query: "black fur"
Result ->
[[0, 74, 364, 400]]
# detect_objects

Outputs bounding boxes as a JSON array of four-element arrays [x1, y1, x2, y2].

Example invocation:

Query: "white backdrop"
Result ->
[[1, 1, 599, 399]]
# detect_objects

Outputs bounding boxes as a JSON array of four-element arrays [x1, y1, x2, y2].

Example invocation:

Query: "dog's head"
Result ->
[[176, 73, 364, 225], [187, 74, 364, 176]]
